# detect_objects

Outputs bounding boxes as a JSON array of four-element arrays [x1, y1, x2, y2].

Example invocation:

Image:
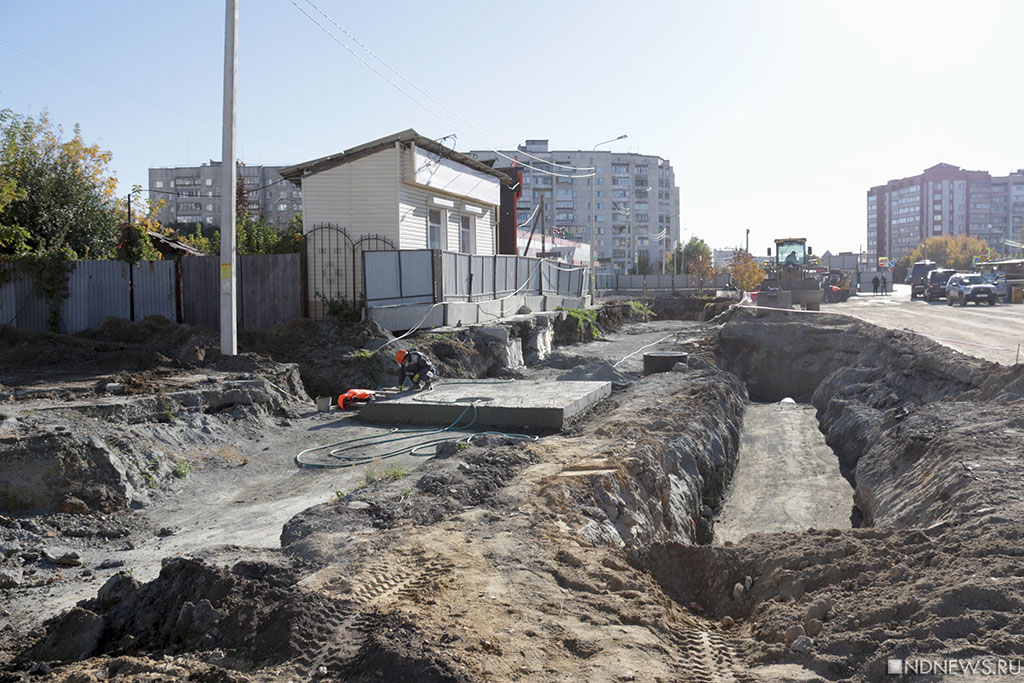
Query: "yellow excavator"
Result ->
[[759, 237, 822, 311]]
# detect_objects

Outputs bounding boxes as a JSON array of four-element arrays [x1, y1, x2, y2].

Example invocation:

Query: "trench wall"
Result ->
[[715, 310, 1001, 527]]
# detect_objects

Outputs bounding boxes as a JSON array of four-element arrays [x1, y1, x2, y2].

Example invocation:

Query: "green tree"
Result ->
[[0, 109, 125, 258], [635, 252, 654, 275], [681, 236, 712, 275]]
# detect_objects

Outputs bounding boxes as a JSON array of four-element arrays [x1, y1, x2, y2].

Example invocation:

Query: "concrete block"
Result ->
[[501, 295, 526, 317], [357, 379, 611, 430], [523, 295, 545, 312], [561, 296, 586, 309], [477, 299, 503, 322], [524, 325, 553, 364], [444, 302, 479, 327], [473, 326, 510, 345], [543, 295, 565, 311], [369, 303, 444, 333]]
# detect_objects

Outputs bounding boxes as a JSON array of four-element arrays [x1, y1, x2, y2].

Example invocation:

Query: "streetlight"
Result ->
[[590, 134, 627, 299]]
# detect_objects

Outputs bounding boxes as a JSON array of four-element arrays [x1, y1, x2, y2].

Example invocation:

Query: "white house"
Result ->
[[280, 129, 508, 254]]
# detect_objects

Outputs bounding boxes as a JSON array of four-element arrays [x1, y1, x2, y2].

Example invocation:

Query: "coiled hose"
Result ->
[[294, 402, 537, 469]]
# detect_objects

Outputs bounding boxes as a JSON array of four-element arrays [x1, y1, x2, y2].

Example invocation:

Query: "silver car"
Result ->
[[946, 273, 997, 306]]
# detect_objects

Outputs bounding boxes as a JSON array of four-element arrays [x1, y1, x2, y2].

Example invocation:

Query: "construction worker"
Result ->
[[395, 349, 436, 390]]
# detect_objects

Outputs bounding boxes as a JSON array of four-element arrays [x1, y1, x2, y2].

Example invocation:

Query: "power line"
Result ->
[[302, 0, 594, 174], [286, 0, 593, 180]]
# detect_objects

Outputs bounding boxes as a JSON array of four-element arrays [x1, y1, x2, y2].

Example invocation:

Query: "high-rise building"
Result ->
[[148, 161, 302, 230], [867, 163, 1024, 263], [469, 140, 680, 273]]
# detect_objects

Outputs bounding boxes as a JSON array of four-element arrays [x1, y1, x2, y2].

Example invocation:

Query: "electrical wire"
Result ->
[[301, 0, 596, 174], [286, 1, 593, 180]]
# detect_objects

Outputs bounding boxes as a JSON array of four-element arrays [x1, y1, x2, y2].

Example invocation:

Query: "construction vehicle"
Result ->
[[759, 238, 822, 310]]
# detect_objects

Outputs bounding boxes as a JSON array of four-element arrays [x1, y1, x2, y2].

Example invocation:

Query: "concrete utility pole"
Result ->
[[590, 135, 627, 300], [220, 0, 238, 355]]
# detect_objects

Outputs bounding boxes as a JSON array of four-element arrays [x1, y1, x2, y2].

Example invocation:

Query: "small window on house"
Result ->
[[460, 215, 474, 253], [206, 179, 212, 186], [155, 181, 164, 188], [428, 208, 444, 249]]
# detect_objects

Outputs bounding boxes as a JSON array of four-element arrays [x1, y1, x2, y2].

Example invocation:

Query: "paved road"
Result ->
[[820, 284, 1024, 366], [714, 403, 853, 543]]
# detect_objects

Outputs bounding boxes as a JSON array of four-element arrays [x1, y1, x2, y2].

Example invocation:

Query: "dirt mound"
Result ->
[[556, 360, 637, 389], [644, 518, 1024, 680], [15, 557, 346, 673], [337, 613, 472, 683]]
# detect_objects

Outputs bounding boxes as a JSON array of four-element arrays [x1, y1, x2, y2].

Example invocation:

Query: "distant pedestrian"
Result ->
[[880, 274, 888, 295], [871, 275, 880, 295]]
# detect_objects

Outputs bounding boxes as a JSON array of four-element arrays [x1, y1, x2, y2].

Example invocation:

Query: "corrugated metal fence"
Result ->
[[178, 254, 303, 329], [595, 273, 732, 291], [2, 255, 301, 334], [1, 260, 176, 334], [364, 250, 586, 307]]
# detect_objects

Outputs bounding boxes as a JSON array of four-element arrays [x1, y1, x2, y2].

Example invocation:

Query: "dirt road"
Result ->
[[713, 403, 853, 544], [828, 283, 1024, 365]]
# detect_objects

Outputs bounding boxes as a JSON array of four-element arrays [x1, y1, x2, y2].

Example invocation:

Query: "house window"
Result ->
[[460, 215, 474, 253], [155, 181, 164, 189], [278, 203, 288, 211], [428, 208, 444, 249]]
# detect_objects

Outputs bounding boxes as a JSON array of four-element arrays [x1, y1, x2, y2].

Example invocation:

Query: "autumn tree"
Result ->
[[894, 234, 996, 274], [729, 249, 765, 292], [0, 109, 133, 258]]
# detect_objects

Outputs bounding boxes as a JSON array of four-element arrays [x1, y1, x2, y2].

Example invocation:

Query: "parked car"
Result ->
[[910, 260, 937, 299], [946, 273, 998, 306], [925, 269, 957, 301]]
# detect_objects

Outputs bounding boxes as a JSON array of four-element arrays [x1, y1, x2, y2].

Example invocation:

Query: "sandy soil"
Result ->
[[2, 300, 1023, 681]]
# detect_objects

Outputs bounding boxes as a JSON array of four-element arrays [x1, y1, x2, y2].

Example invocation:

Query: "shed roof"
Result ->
[[279, 129, 510, 185]]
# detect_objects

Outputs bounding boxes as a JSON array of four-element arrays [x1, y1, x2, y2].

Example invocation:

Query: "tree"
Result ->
[[0, 109, 125, 258], [635, 252, 654, 275], [681, 236, 712, 276], [729, 249, 765, 292], [901, 235, 996, 271]]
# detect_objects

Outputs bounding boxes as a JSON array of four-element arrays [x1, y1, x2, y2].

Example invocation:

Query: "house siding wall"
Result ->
[[301, 145, 400, 243], [397, 145, 498, 254]]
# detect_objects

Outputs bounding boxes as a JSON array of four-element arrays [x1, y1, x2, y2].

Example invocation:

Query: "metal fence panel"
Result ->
[[133, 260, 177, 322], [239, 253, 302, 329], [62, 261, 130, 334], [517, 257, 539, 295], [471, 255, 493, 300], [181, 256, 219, 328], [398, 250, 434, 304], [442, 251, 470, 302], [540, 260, 556, 294], [365, 251, 401, 303], [495, 255, 517, 297]]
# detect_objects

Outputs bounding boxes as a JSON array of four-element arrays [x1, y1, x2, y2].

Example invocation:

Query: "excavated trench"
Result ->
[[632, 310, 1024, 679]]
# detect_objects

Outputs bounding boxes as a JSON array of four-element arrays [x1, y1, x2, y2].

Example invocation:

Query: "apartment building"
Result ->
[[469, 140, 680, 273], [148, 161, 302, 229], [867, 163, 1024, 262]]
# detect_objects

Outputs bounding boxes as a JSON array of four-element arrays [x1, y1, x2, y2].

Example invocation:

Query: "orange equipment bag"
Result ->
[[338, 389, 376, 410]]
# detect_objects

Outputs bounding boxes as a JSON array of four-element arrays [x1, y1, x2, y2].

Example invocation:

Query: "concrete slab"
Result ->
[[369, 303, 444, 332], [356, 379, 611, 430]]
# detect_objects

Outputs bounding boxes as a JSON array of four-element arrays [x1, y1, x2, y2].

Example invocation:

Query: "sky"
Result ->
[[3, 0, 1022, 256]]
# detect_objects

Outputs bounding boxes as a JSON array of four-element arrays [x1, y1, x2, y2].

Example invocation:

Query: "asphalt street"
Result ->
[[815, 283, 1022, 366]]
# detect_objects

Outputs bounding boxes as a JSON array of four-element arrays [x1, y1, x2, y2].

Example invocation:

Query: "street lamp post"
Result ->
[[590, 135, 627, 300]]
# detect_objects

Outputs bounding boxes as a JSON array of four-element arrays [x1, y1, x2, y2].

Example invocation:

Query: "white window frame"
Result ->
[[460, 214, 475, 253], [428, 207, 445, 249]]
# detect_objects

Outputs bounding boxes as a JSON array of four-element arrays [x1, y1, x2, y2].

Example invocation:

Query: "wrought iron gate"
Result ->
[[303, 223, 396, 318]]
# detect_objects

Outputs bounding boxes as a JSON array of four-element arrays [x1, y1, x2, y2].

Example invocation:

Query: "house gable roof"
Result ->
[[280, 129, 510, 185]]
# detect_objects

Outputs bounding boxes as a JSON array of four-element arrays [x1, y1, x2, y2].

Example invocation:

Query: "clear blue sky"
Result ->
[[3, 0, 1021, 255]]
